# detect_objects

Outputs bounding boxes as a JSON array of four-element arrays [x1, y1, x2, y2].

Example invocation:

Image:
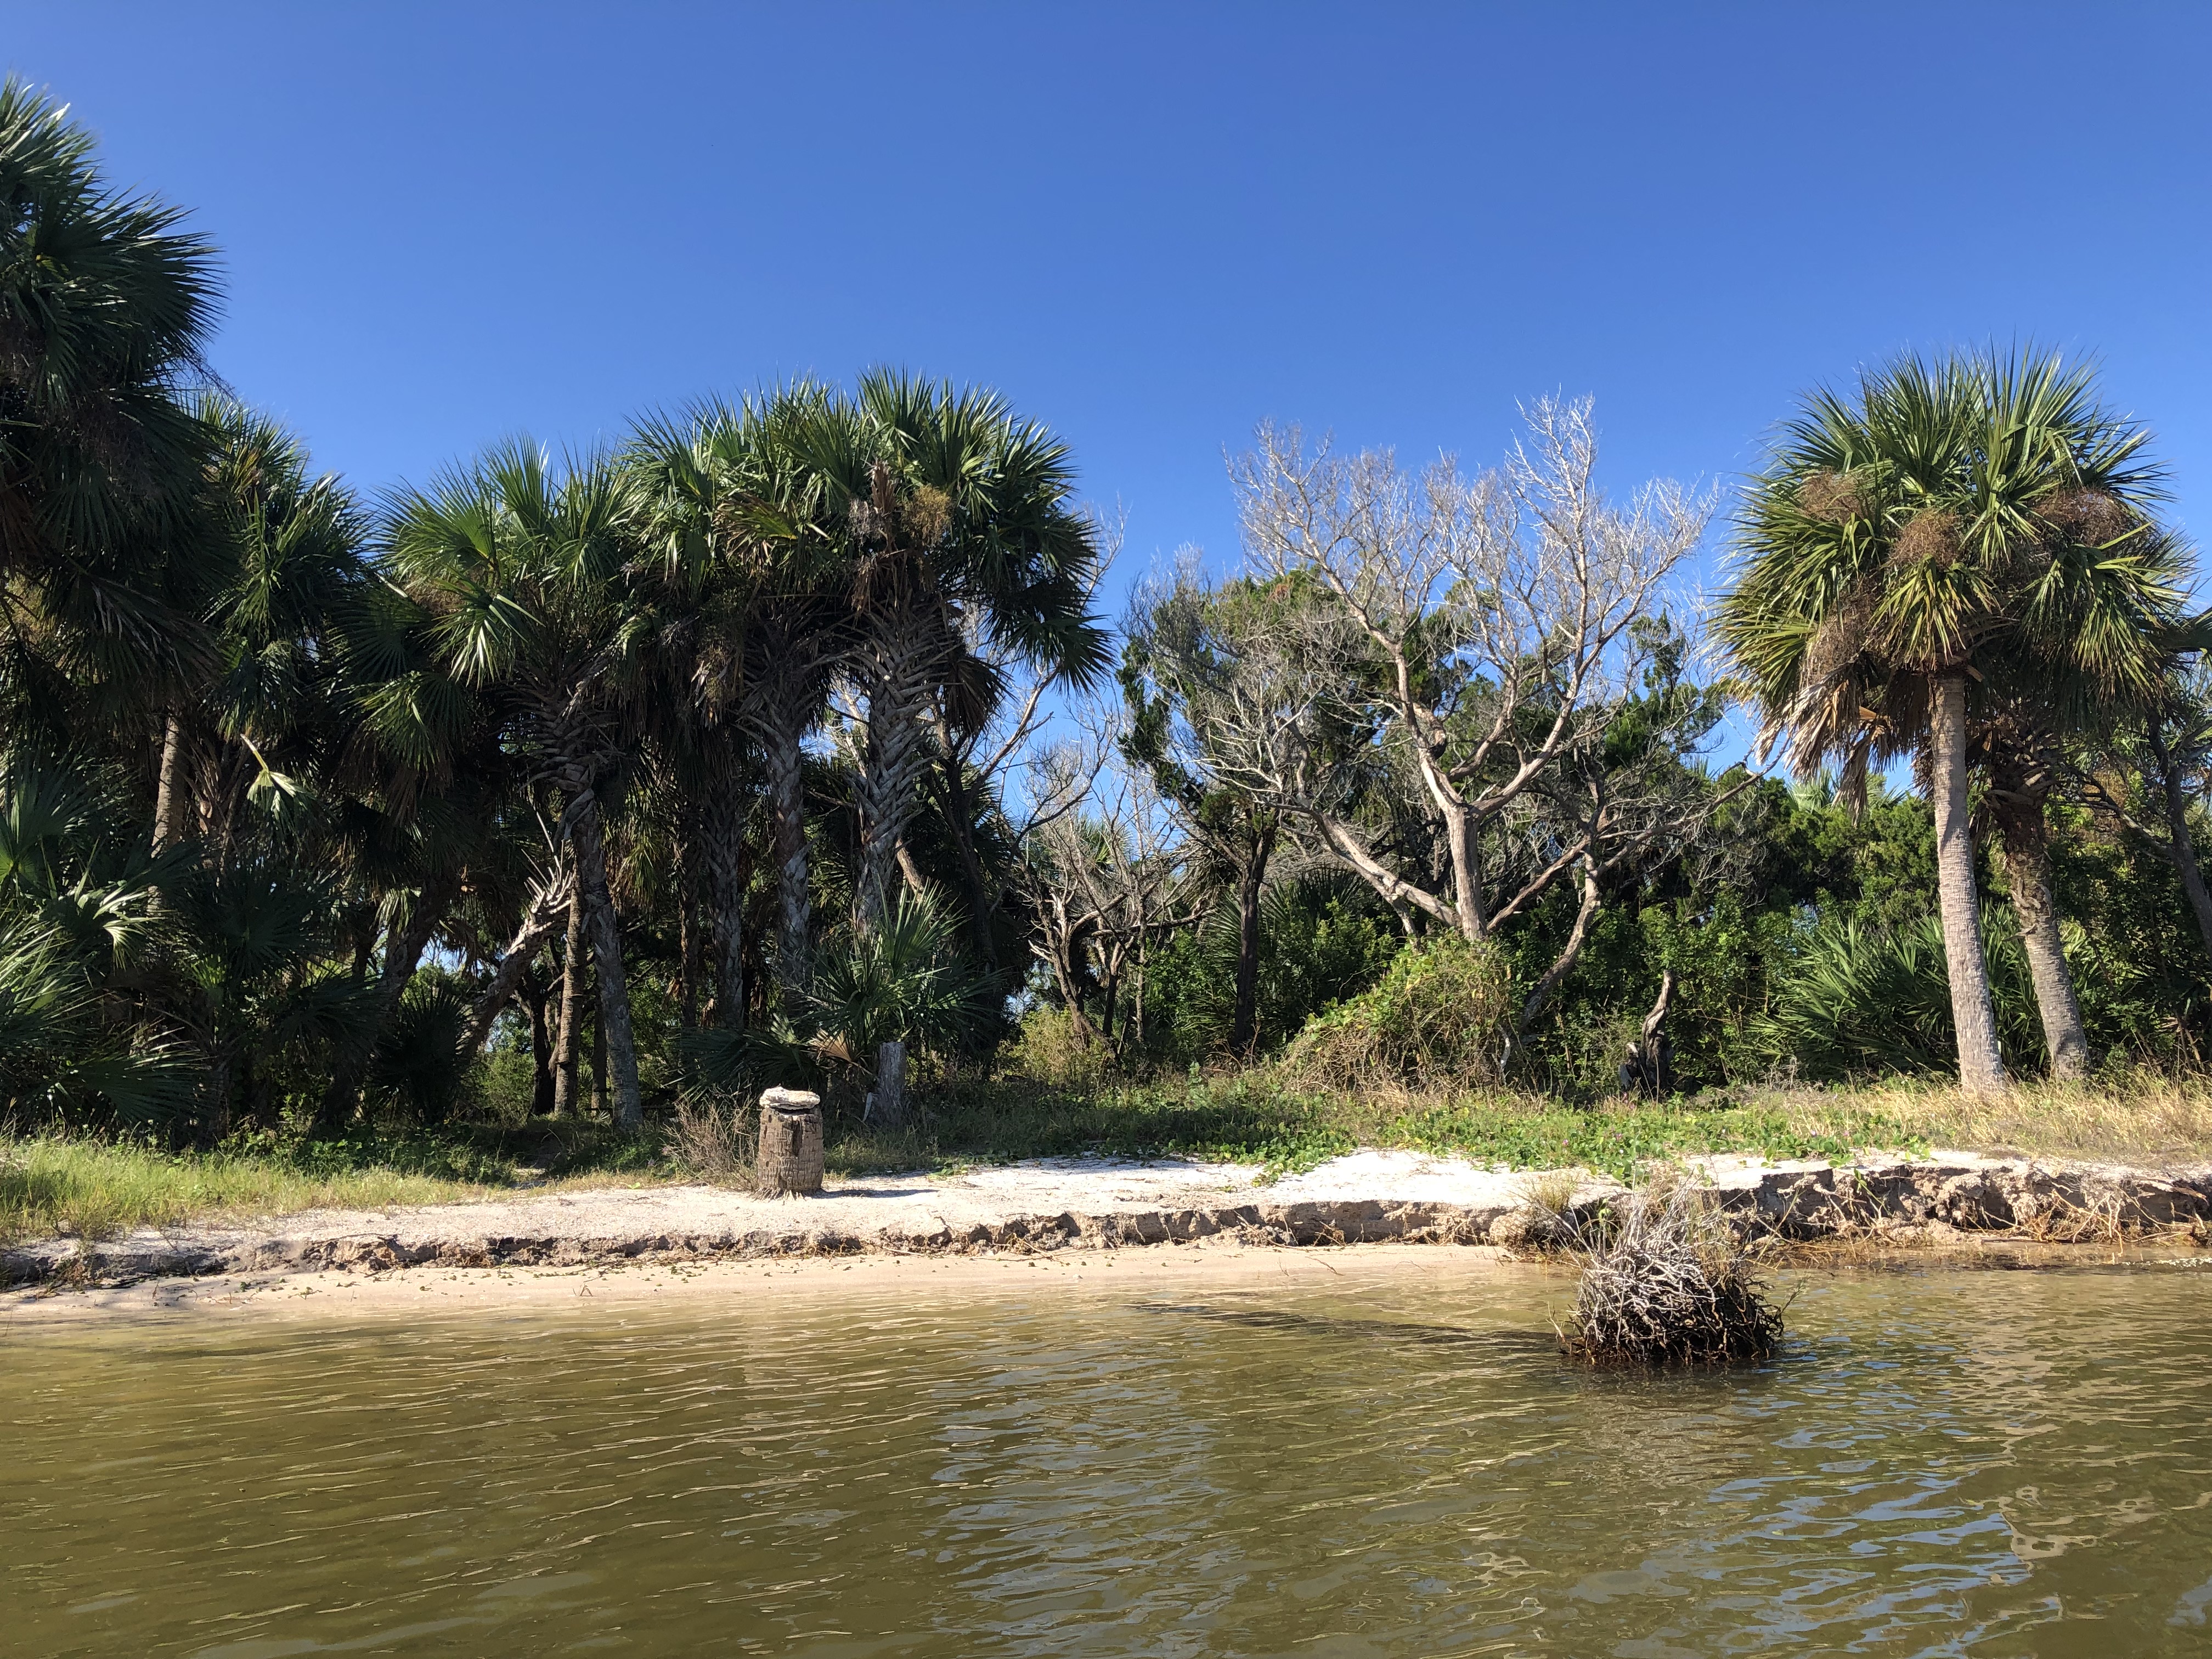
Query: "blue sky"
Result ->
[[10, 2, 2209, 645]]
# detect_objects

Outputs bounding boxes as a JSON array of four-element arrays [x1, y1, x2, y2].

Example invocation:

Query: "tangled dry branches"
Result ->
[[1561, 1183, 1783, 1365]]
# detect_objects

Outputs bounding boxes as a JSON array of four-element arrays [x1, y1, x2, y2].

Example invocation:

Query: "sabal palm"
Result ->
[[382, 444, 648, 1127], [0, 78, 219, 728], [1721, 348, 2184, 1088], [789, 371, 1109, 932], [627, 387, 854, 991], [160, 398, 366, 859]]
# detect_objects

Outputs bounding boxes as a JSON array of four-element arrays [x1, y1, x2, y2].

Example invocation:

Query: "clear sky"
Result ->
[[9, 2, 2209, 635]]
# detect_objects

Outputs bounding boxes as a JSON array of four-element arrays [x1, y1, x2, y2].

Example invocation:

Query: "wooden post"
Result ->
[[755, 1087, 824, 1196], [869, 1041, 907, 1131]]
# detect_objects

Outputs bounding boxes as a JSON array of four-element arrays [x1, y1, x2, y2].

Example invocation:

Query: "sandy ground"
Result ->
[[0, 1239, 1528, 1327], [6, 1147, 2204, 1323]]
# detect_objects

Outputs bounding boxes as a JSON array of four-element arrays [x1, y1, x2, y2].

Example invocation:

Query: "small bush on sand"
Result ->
[[666, 1097, 751, 1180], [1003, 1006, 1115, 1089], [1285, 938, 1510, 1090], [1561, 1182, 1782, 1365]]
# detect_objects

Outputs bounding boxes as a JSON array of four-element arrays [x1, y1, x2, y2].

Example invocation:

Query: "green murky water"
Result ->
[[5, 1260, 2211, 1656]]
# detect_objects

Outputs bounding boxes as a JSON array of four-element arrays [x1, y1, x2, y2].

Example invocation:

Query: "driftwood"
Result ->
[[1561, 1183, 1781, 1365]]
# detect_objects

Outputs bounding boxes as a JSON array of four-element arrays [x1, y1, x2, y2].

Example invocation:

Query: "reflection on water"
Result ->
[[5, 1262, 2211, 1657]]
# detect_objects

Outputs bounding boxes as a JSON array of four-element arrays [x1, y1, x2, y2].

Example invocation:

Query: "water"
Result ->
[[5, 1258, 2211, 1657]]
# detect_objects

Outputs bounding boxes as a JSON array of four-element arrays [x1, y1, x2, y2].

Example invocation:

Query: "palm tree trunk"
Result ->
[[153, 712, 189, 851], [673, 815, 700, 1034], [703, 756, 748, 1030], [592, 998, 607, 1118], [458, 868, 573, 1060], [569, 790, 642, 1129], [854, 608, 939, 931], [759, 699, 812, 984], [523, 968, 555, 1116], [552, 889, 588, 1116], [1997, 812, 2090, 1080], [1932, 672, 2008, 1092], [930, 755, 999, 968]]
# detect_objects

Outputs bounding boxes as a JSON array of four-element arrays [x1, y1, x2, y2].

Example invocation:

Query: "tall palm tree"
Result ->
[[0, 78, 221, 740], [790, 371, 1110, 933], [1721, 349, 2183, 1089], [628, 388, 853, 990], [382, 444, 648, 1128]]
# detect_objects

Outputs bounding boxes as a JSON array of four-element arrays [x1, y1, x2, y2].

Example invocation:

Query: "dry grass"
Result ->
[[1730, 1073, 2212, 1167], [0, 1138, 498, 1247], [1515, 1168, 1582, 1215], [666, 1098, 753, 1180], [0, 1125, 682, 1248]]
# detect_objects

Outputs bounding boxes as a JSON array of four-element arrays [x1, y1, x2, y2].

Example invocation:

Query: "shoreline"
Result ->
[[5, 1147, 2207, 1321], [8, 1229, 2208, 1328]]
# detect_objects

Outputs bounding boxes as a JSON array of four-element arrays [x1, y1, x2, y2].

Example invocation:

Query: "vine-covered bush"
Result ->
[[1285, 936, 1511, 1090]]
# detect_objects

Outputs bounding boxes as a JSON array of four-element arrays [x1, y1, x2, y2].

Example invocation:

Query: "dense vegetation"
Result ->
[[4, 79, 2210, 1195]]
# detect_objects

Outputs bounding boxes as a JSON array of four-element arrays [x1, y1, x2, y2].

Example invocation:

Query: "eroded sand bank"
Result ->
[[5, 1147, 2206, 1320]]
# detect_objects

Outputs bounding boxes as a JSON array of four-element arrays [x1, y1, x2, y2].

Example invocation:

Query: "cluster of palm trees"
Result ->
[[8, 72, 2206, 1133], [1719, 348, 2195, 1092], [0, 80, 1106, 1140]]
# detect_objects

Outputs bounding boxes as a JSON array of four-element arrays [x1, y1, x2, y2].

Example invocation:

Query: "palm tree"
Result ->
[[382, 444, 648, 1128], [0, 78, 221, 742], [627, 390, 852, 992], [789, 371, 1110, 933], [1721, 349, 2183, 1089]]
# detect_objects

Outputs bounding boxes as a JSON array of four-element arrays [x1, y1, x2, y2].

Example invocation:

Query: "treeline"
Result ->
[[1076, 373, 2208, 1099], [1, 80, 1103, 1141], [4, 81, 2208, 1149]]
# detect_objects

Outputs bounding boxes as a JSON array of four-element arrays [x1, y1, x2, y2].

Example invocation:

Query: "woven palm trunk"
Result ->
[[755, 1088, 824, 1195], [854, 605, 940, 930]]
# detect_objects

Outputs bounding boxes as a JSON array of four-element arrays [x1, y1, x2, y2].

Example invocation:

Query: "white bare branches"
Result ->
[[1227, 397, 1716, 940]]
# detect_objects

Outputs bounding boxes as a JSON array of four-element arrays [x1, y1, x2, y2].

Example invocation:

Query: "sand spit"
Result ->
[[4, 1148, 2207, 1306]]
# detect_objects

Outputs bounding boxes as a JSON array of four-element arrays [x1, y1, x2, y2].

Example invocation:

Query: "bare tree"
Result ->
[[1228, 397, 1712, 942], [1011, 709, 1198, 1053]]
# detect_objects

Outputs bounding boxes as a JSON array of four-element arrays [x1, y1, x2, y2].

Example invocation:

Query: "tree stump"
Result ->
[[755, 1087, 823, 1196], [868, 1041, 908, 1131]]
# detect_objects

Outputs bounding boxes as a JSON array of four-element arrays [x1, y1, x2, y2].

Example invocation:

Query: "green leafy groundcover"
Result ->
[[1395, 1100, 1929, 1182], [844, 1077, 1932, 1183]]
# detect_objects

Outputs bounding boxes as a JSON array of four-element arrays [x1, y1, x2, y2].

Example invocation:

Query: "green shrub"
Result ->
[[1002, 1005, 1114, 1088], [1753, 906, 2041, 1079], [1285, 935, 1510, 1090]]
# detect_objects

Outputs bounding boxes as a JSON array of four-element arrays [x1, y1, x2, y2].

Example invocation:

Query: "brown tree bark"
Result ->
[[1999, 820, 2089, 1079], [458, 868, 573, 1062], [673, 815, 701, 1034], [1932, 672, 2008, 1093], [568, 791, 641, 1129], [1228, 822, 1276, 1056], [552, 889, 588, 1116], [701, 752, 749, 1030], [522, 967, 555, 1117], [760, 702, 812, 984], [153, 712, 190, 851]]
